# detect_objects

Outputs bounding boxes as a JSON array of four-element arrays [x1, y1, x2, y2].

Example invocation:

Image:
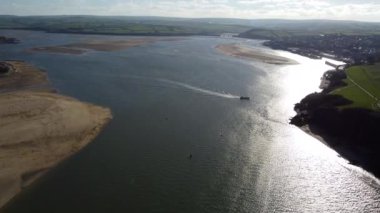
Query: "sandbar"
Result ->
[[0, 61, 112, 209], [29, 37, 181, 55], [216, 44, 298, 65]]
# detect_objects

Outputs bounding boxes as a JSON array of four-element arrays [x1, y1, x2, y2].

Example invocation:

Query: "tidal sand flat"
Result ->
[[30, 37, 181, 55], [216, 43, 298, 65], [0, 61, 112, 208]]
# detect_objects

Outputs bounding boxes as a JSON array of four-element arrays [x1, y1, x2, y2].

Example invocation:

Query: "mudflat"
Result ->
[[216, 44, 298, 65], [0, 61, 112, 209]]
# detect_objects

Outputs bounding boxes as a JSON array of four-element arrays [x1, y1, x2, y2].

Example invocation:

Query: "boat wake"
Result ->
[[157, 78, 240, 99], [109, 74, 242, 99]]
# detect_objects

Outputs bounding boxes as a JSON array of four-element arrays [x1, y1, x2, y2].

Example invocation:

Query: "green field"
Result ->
[[331, 64, 380, 110]]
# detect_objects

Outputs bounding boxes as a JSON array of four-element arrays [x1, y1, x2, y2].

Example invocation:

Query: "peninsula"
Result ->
[[0, 61, 112, 208]]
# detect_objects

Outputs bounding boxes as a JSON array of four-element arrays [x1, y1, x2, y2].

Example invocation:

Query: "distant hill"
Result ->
[[1, 15, 380, 37], [0, 15, 252, 36]]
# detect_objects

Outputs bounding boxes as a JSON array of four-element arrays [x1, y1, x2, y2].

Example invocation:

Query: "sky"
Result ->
[[1, 0, 380, 22]]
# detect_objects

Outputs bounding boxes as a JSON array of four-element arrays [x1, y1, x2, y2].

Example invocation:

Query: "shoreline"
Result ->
[[299, 124, 380, 179], [0, 61, 112, 209], [298, 125, 380, 184]]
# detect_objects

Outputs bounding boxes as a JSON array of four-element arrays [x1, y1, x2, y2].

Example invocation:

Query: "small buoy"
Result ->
[[188, 154, 192, 159]]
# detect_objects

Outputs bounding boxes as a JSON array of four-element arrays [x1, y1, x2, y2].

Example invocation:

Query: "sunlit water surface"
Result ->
[[1, 30, 379, 212]]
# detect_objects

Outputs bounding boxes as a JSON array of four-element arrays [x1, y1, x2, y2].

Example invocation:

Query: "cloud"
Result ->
[[0, 0, 380, 22]]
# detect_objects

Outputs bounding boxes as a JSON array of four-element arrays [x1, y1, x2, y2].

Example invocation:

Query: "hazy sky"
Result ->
[[1, 0, 380, 22]]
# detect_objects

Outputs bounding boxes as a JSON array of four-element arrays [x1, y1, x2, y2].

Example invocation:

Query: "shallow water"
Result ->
[[1, 30, 379, 212]]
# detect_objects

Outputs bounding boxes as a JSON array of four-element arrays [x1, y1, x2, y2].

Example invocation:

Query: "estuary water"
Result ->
[[1, 30, 379, 212]]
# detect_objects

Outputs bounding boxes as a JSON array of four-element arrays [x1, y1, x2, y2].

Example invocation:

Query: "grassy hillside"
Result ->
[[332, 64, 380, 110]]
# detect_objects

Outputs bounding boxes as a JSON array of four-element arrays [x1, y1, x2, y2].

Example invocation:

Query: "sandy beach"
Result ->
[[216, 44, 298, 65], [30, 38, 181, 55], [0, 61, 112, 209]]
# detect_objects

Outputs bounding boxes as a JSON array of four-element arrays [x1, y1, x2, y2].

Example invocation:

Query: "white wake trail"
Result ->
[[157, 78, 240, 99]]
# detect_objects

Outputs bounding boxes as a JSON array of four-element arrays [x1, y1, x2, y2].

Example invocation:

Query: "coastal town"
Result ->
[[264, 34, 380, 65]]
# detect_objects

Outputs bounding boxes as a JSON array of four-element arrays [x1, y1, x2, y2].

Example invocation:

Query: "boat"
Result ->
[[240, 96, 250, 100]]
